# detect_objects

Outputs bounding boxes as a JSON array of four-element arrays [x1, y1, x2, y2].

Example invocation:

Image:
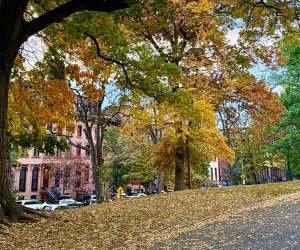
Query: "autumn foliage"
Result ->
[[0, 0, 298, 225]]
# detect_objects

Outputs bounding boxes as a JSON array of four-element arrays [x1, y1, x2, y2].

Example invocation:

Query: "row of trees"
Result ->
[[1, 0, 300, 226]]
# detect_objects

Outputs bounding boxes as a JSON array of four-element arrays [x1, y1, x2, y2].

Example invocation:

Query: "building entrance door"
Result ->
[[42, 167, 49, 188]]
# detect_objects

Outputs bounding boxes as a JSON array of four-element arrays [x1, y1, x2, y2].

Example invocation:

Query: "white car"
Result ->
[[16, 199, 46, 209], [90, 199, 97, 205], [129, 193, 147, 198], [41, 204, 70, 211], [59, 198, 83, 208]]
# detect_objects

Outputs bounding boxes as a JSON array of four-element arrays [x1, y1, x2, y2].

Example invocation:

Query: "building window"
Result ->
[[84, 166, 89, 183], [31, 195, 37, 199], [215, 168, 218, 182], [75, 170, 81, 188], [19, 167, 27, 192], [77, 126, 82, 137], [46, 123, 52, 133], [64, 167, 70, 188], [86, 145, 90, 157], [31, 167, 39, 191], [210, 168, 213, 181], [33, 148, 39, 157], [55, 170, 60, 188], [76, 145, 81, 156]]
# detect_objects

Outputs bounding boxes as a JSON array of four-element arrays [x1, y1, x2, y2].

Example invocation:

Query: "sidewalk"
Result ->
[[151, 194, 300, 249]]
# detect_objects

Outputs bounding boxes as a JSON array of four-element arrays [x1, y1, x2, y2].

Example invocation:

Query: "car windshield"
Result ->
[[60, 199, 75, 203], [17, 200, 41, 205], [24, 200, 41, 205]]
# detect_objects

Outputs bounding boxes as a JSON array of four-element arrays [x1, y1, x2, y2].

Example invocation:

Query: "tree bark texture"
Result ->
[[249, 154, 258, 184], [0, 0, 23, 217], [174, 162, 185, 191], [285, 156, 292, 181], [0, 63, 21, 220], [80, 99, 105, 203], [186, 139, 192, 189], [174, 138, 185, 191], [156, 172, 164, 193]]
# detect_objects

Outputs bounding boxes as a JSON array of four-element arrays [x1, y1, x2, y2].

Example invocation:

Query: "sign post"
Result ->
[[241, 174, 246, 185], [117, 186, 124, 199]]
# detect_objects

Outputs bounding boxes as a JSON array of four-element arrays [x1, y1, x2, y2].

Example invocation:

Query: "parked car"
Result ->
[[111, 193, 127, 200], [111, 193, 118, 199], [59, 199, 83, 208], [128, 193, 147, 198], [222, 181, 232, 186], [41, 204, 70, 211], [82, 195, 96, 205], [90, 199, 97, 205], [16, 199, 46, 210]]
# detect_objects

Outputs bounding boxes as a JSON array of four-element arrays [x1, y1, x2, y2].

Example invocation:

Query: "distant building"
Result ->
[[209, 158, 219, 183], [12, 96, 126, 202], [218, 158, 227, 182], [127, 180, 146, 194], [208, 157, 227, 185], [12, 121, 95, 201]]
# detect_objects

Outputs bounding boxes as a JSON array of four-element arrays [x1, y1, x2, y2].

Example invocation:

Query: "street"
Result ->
[[151, 193, 300, 250]]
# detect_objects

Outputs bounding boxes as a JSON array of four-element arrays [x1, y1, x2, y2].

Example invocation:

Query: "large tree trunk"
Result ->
[[86, 129, 103, 203], [174, 138, 185, 191], [286, 154, 293, 181], [7, 156, 14, 194], [95, 105, 105, 202], [0, 56, 25, 223], [156, 172, 164, 193], [249, 154, 258, 184], [174, 163, 185, 191], [186, 138, 192, 189], [0, 1, 31, 223]]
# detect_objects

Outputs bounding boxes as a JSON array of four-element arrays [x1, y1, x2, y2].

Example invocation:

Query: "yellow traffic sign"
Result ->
[[117, 186, 124, 198]]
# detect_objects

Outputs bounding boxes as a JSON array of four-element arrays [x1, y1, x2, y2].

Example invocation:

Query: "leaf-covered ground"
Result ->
[[1, 181, 300, 250], [151, 192, 300, 249]]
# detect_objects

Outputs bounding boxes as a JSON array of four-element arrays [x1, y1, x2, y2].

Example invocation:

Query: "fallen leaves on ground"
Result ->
[[1, 181, 300, 250]]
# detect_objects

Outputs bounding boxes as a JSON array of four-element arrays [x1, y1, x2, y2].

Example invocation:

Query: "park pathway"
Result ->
[[151, 193, 300, 250]]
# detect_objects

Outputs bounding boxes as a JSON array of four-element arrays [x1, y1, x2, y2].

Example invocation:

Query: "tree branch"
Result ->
[[86, 33, 163, 101], [85, 33, 132, 85], [22, 0, 128, 41]]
